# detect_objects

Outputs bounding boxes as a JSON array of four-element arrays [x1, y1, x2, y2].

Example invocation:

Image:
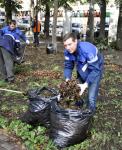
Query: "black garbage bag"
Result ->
[[46, 43, 55, 54], [49, 100, 93, 148], [21, 87, 59, 127]]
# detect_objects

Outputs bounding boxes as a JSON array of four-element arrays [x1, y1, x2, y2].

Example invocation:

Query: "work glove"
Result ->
[[77, 82, 88, 96], [26, 40, 30, 45], [65, 78, 70, 82]]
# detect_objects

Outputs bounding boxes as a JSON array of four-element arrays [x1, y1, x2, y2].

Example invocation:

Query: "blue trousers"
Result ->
[[87, 75, 101, 111], [78, 74, 102, 112]]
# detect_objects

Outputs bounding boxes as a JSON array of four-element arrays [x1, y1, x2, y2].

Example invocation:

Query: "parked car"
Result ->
[[17, 19, 30, 31], [49, 24, 63, 37], [72, 23, 83, 39], [0, 18, 5, 27], [56, 25, 63, 37], [94, 22, 109, 37]]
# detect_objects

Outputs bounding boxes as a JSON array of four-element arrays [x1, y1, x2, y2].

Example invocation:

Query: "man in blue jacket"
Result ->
[[63, 32, 104, 112], [0, 20, 29, 83]]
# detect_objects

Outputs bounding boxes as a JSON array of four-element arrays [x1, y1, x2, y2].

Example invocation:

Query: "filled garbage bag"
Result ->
[[46, 43, 55, 54], [21, 87, 59, 127], [49, 100, 93, 148]]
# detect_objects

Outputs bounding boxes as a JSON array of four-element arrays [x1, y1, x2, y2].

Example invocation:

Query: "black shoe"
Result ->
[[4, 78, 8, 82], [7, 77, 15, 83], [8, 79, 15, 83]]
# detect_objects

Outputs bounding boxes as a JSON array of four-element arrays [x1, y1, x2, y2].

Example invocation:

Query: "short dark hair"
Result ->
[[63, 32, 77, 42], [9, 20, 16, 25]]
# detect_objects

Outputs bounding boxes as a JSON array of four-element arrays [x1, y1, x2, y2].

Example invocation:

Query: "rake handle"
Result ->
[[0, 88, 24, 94]]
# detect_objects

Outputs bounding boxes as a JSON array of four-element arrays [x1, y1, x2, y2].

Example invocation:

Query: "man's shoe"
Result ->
[[7, 77, 15, 83], [8, 79, 15, 83]]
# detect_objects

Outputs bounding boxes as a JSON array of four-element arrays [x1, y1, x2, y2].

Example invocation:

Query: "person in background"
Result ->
[[63, 32, 104, 113], [0, 20, 29, 83], [31, 16, 41, 46]]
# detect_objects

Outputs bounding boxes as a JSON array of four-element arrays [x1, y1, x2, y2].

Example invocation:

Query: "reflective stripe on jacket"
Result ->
[[64, 41, 104, 84]]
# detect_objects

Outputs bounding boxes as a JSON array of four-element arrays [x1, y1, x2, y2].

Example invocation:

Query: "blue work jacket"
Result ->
[[64, 41, 104, 84], [0, 26, 27, 54], [0, 26, 27, 42]]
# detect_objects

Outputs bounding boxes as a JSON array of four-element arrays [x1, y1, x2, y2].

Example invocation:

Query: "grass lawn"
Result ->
[[0, 44, 122, 150]]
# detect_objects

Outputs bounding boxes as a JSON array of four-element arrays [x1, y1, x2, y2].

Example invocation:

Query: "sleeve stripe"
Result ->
[[87, 48, 98, 63], [15, 39, 20, 42], [65, 56, 70, 60], [4, 34, 15, 41], [87, 55, 98, 63]]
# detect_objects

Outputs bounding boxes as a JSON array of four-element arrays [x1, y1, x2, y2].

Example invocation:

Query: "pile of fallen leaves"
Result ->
[[58, 79, 82, 109], [31, 70, 61, 79], [16, 70, 62, 81]]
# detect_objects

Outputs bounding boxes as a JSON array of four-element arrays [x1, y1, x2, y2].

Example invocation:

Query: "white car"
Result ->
[[49, 24, 63, 37], [56, 25, 63, 37], [94, 22, 109, 37], [0, 18, 5, 26], [72, 23, 83, 39], [17, 19, 30, 31], [72, 23, 83, 33]]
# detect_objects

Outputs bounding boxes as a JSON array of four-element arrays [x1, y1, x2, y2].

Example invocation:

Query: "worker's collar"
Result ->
[[8, 26, 16, 31]]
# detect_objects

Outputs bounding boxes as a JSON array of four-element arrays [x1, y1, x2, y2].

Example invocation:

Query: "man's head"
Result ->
[[9, 20, 16, 30], [63, 32, 78, 53]]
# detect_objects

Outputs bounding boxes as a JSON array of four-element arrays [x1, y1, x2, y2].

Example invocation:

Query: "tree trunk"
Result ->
[[30, 0, 34, 19], [52, 0, 58, 52], [116, 3, 122, 50], [86, 0, 94, 43], [63, 9, 71, 36], [99, 0, 106, 38], [5, 0, 12, 23], [44, 4, 50, 40], [108, 4, 119, 43]]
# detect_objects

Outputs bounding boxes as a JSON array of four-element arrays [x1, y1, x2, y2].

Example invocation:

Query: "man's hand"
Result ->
[[65, 78, 70, 82], [77, 82, 88, 95], [26, 40, 30, 45]]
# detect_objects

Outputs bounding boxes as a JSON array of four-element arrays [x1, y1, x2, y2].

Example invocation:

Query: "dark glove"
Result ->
[[75, 99, 84, 107]]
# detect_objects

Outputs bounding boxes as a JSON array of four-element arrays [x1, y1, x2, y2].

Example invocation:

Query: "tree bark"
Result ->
[[5, 0, 12, 23], [52, 0, 58, 52], [116, 3, 122, 50], [44, 4, 50, 40], [99, 0, 106, 38], [63, 9, 71, 36], [86, 0, 94, 43]]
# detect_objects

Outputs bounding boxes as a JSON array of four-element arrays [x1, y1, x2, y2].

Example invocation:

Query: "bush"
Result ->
[[94, 38, 109, 51]]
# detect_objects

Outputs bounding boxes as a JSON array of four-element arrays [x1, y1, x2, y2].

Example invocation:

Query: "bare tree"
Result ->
[[44, 3, 50, 40], [86, 0, 94, 42], [99, 0, 106, 38], [116, 3, 122, 50], [30, 0, 34, 19], [52, 0, 58, 52]]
